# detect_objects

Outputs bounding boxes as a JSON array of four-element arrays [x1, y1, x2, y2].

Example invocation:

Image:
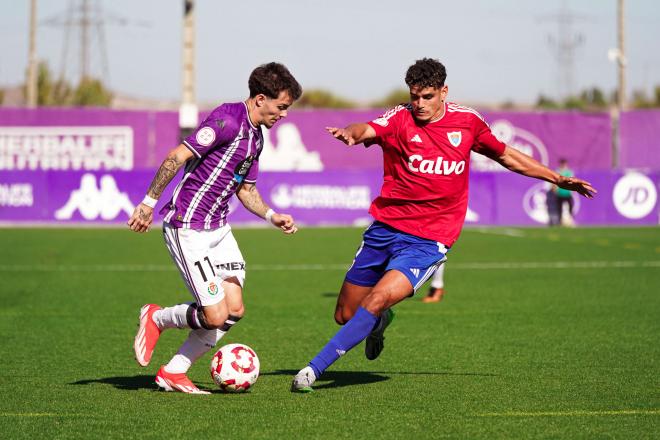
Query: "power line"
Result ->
[[41, 0, 150, 86], [539, 1, 588, 99]]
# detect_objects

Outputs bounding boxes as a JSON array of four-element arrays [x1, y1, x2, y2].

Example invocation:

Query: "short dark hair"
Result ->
[[405, 58, 447, 89], [248, 62, 302, 100]]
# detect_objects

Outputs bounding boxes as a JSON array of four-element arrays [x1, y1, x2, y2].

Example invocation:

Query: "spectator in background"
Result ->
[[555, 158, 575, 226], [546, 184, 560, 226]]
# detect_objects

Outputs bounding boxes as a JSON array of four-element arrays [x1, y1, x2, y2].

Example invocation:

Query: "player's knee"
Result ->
[[228, 304, 244, 319], [334, 309, 347, 325], [361, 291, 388, 315], [201, 307, 228, 329], [334, 306, 355, 325]]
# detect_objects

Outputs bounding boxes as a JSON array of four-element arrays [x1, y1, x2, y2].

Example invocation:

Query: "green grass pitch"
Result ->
[[0, 226, 658, 439]]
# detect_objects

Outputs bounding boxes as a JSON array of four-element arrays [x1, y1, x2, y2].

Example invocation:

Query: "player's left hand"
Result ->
[[557, 176, 597, 199], [127, 203, 154, 233], [271, 213, 298, 235]]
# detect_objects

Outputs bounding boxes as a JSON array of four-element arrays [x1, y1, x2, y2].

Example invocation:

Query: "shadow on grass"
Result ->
[[70, 375, 156, 391], [264, 369, 389, 389], [320, 291, 339, 298]]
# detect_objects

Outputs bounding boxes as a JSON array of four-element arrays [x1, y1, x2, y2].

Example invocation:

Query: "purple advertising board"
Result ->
[[1, 107, 658, 228], [0, 107, 621, 173], [1, 169, 658, 227], [620, 110, 660, 169]]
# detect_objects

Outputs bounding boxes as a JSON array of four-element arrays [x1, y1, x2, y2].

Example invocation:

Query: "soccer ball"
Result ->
[[210, 343, 260, 392]]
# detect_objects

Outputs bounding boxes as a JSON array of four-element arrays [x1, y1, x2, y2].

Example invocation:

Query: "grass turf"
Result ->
[[0, 226, 658, 439]]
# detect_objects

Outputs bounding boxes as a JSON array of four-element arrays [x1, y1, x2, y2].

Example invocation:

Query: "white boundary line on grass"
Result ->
[[0, 261, 658, 272], [478, 409, 660, 417]]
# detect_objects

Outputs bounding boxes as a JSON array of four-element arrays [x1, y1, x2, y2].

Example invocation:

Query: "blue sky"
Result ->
[[1, 0, 658, 105]]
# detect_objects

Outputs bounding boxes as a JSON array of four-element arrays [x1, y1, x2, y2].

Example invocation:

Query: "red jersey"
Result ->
[[365, 102, 506, 246]]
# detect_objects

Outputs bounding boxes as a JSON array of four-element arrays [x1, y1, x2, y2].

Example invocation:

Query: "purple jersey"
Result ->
[[161, 102, 263, 229]]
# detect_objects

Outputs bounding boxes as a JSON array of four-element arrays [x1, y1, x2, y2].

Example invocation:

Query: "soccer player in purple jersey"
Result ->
[[127, 62, 302, 394]]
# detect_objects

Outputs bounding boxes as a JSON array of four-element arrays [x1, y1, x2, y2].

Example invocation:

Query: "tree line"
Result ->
[[1, 65, 659, 110]]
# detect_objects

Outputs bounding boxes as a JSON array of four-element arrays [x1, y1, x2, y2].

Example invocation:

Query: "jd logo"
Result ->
[[612, 172, 657, 219], [55, 173, 134, 221]]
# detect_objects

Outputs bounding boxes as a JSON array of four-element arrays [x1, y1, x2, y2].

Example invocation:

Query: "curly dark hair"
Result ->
[[248, 62, 302, 100], [405, 58, 447, 89]]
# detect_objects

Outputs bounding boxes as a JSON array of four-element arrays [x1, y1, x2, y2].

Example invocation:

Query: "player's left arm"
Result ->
[[495, 146, 596, 198], [236, 182, 298, 234]]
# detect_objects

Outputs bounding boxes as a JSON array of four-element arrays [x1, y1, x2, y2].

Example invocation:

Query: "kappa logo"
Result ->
[[195, 126, 216, 147], [54, 173, 134, 221], [410, 134, 422, 143], [447, 131, 462, 147], [410, 268, 420, 277], [336, 349, 346, 357]]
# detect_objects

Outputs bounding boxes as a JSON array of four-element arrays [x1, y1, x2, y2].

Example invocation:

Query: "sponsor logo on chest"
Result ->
[[408, 155, 466, 175]]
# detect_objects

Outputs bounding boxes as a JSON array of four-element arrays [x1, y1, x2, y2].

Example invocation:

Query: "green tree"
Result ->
[[535, 95, 560, 110], [563, 96, 587, 110], [0, 88, 4, 105], [36, 61, 54, 105], [370, 89, 410, 108], [653, 85, 660, 107], [630, 90, 652, 109], [296, 89, 355, 108], [580, 87, 608, 109], [52, 79, 73, 106], [72, 77, 112, 106]]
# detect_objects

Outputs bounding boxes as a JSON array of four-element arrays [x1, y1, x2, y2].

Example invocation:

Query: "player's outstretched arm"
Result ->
[[236, 183, 298, 234], [325, 123, 377, 146], [127, 144, 193, 233], [495, 146, 597, 198]]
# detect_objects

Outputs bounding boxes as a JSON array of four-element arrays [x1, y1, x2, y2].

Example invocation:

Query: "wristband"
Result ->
[[264, 208, 275, 223], [141, 195, 158, 209]]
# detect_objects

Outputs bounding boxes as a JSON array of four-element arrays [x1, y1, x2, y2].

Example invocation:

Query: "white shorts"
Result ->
[[163, 223, 246, 306]]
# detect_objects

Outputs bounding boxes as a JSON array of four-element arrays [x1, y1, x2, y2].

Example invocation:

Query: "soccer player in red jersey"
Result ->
[[291, 58, 596, 392]]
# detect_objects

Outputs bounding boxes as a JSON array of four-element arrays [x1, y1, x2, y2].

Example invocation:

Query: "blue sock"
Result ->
[[308, 307, 378, 378]]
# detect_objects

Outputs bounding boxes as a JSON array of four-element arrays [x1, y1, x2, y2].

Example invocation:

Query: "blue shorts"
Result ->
[[345, 221, 448, 292]]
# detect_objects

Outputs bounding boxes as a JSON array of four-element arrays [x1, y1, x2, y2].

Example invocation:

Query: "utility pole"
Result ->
[[26, 0, 38, 108], [179, 0, 198, 139], [617, 0, 626, 111], [610, 0, 626, 169]]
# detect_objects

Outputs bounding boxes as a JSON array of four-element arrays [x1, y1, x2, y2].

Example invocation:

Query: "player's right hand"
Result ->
[[127, 203, 154, 233], [326, 127, 356, 145]]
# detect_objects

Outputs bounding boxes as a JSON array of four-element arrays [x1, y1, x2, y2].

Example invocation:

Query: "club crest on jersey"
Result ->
[[447, 131, 462, 147], [208, 282, 219, 296]]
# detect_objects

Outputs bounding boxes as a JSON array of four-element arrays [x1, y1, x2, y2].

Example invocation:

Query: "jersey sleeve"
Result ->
[[472, 116, 506, 157], [365, 105, 407, 145], [244, 157, 259, 183], [183, 108, 239, 158]]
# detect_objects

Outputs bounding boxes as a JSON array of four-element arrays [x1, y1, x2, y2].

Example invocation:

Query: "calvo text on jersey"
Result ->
[[407, 155, 466, 175]]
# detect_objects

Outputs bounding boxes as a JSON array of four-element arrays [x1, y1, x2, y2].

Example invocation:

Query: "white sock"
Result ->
[[164, 328, 224, 374], [430, 264, 445, 289], [153, 303, 192, 329]]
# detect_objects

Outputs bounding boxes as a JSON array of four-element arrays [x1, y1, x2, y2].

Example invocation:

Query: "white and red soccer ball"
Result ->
[[210, 343, 260, 392]]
